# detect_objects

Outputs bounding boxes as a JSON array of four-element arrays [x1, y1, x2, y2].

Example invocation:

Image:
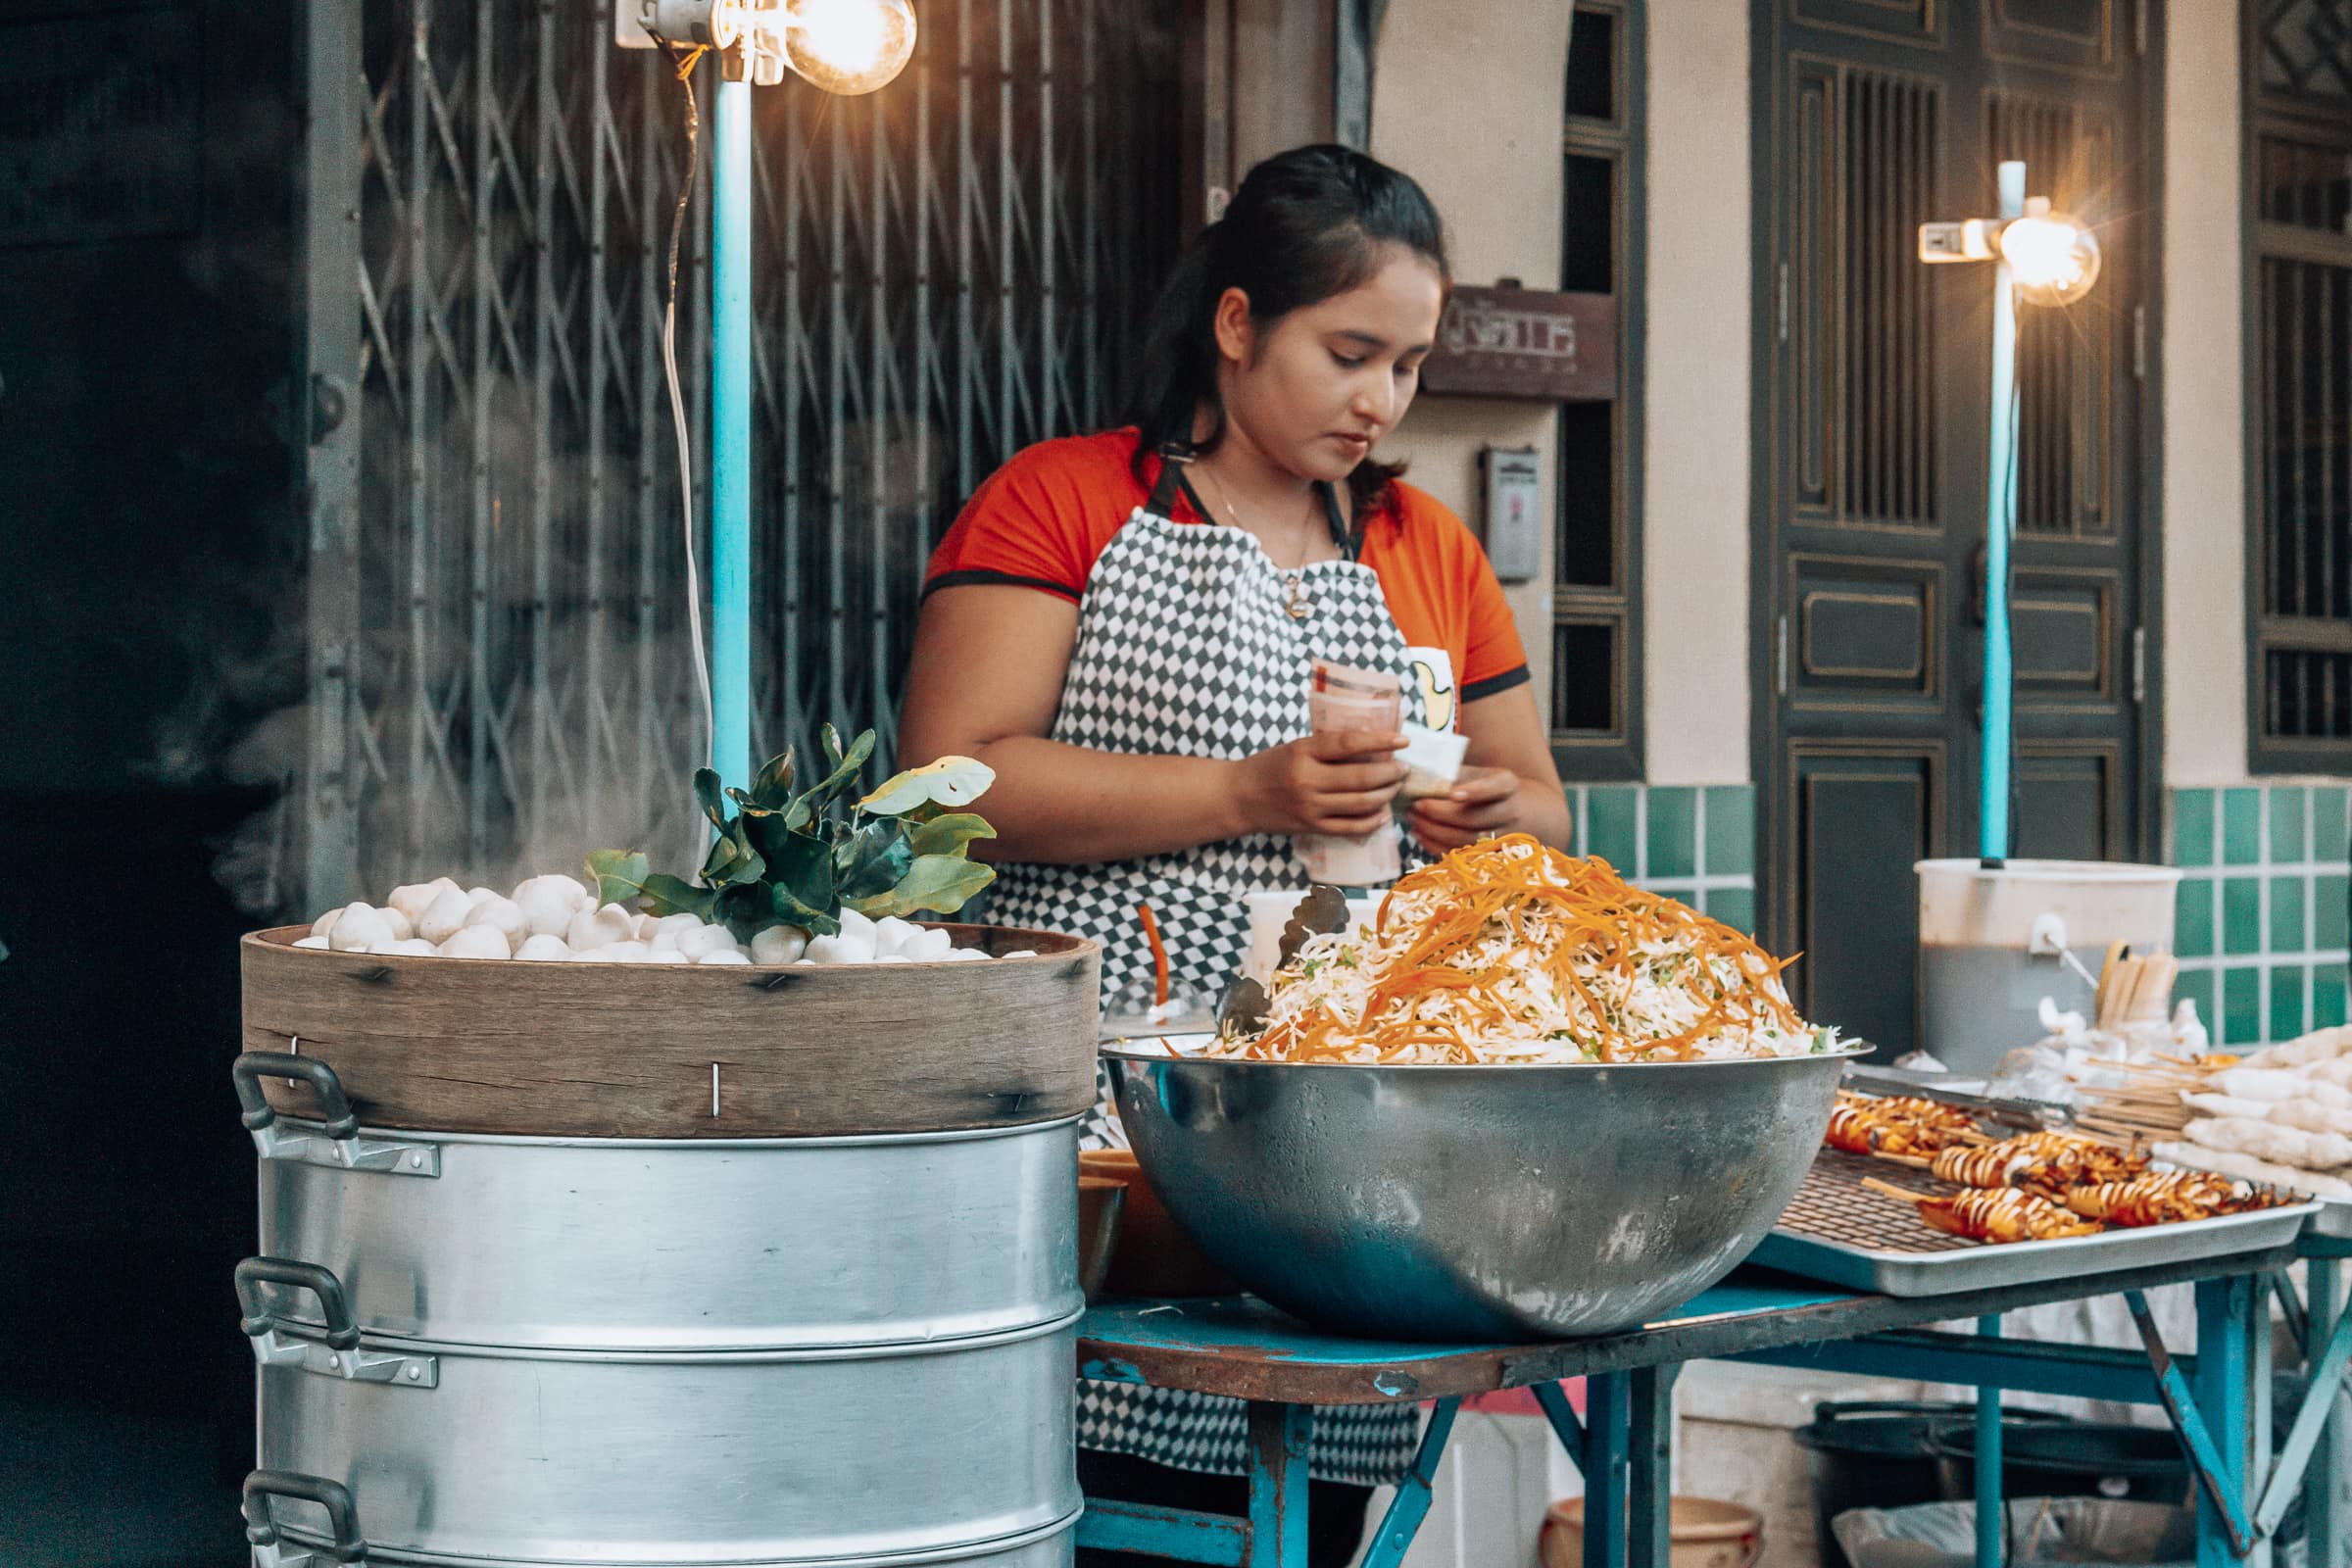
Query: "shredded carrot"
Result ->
[[1136, 902, 1169, 1007], [1230, 833, 1815, 1065]]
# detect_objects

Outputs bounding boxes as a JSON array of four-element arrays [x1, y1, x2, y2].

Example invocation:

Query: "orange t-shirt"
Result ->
[[923, 429, 1531, 710]]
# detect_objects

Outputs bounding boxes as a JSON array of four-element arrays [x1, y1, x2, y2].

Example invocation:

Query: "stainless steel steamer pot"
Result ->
[[253, 1115, 1081, 1350], [249, 1316, 1080, 1564]]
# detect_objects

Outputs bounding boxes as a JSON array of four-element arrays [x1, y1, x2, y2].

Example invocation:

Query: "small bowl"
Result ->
[[1079, 1149, 1245, 1298], [1078, 1176, 1128, 1300], [1543, 1496, 1763, 1568]]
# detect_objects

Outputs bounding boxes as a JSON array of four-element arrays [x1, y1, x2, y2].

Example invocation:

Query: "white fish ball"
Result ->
[[514, 934, 570, 961], [750, 925, 809, 965], [465, 895, 531, 945], [696, 949, 752, 965], [417, 887, 475, 945], [329, 904, 394, 953], [438, 926, 512, 960], [293, 935, 330, 951], [806, 933, 874, 965], [677, 924, 740, 960], [566, 904, 637, 952]]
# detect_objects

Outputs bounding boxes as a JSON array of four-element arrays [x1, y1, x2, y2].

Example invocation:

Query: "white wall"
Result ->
[[2163, 0, 2253, 786], [1370, 0, 1573, 713], [1642, 0, 1753, 787]]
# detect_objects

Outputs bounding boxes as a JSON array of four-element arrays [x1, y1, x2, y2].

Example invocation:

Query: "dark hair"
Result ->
[[1123, 143, 1450, 522]]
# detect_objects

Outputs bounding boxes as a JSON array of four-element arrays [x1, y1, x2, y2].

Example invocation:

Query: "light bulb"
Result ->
[[779, 0, 916, 94], [1998, 211, 2101, 307]]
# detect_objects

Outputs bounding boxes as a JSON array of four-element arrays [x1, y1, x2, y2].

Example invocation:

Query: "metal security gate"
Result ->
[[286, 0, 1177, 912]]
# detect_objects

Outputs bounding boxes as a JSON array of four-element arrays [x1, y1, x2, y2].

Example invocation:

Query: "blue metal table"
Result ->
[[1076, 1239, 2352, 1568]]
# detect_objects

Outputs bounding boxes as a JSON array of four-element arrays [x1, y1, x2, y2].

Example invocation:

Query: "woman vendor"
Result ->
[[898, 144, 1571, 1560]]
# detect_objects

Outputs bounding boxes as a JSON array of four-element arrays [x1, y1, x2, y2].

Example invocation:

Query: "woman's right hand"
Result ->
[[1234, 730, 1408, 837]]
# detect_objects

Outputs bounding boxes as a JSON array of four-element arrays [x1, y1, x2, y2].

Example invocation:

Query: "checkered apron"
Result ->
[[987, 453, 1427, 1487]]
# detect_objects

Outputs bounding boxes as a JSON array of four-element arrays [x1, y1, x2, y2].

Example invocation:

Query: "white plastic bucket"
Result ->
[[1914, 858, 2180, 1076]]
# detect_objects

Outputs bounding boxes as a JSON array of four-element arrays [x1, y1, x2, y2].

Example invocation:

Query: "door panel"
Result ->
[[1758, 0, 2149, 1057]]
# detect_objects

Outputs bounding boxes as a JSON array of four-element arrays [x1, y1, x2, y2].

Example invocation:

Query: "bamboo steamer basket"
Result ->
[[239, 923, 1099, 1138]]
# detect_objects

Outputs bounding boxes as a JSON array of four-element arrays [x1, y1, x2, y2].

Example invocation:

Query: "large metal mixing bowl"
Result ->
[[1102, 1046, 1861, 1342]]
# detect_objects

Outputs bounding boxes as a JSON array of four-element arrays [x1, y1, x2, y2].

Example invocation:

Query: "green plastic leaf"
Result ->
[[835, 816, 915, 901], [749, 748, 797, 811], [907, 811, 996, 859], [766, 879, 840, 938], [820, 723, 847, 768], [846, 853, 996, 918], [760, 824, 837, 925], [858, 757, 996, 816], [640, 874, 718, 920], [693, 769, 729, 830], [787, 728, 877, 829], [585, 849, 652, 906], [698, 822, 767, 888]]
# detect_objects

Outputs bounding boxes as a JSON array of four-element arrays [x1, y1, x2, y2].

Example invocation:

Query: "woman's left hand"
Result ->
[[1409, 765, 1526, 853]]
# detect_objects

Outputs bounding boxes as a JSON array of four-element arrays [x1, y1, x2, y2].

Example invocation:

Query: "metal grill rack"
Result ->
[[1774, 1147, 1981, 1256]]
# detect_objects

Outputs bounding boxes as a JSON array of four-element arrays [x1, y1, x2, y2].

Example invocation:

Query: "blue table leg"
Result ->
[[1629, 1366, 1679, 1568], [1247, 1402, 1315, 1568], [1360, 1398, 1460, 1568], [2189, 1277, 2262, 1568], [2304, 1259, 2345, 1568], [1585, 1373, 1633, 1568], [1977, 1314, 2004, 1568]]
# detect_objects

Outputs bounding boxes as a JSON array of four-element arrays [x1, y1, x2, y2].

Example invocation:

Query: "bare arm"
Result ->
[[899, 585, 1406, 865], [1407, 680, 1572, 854]]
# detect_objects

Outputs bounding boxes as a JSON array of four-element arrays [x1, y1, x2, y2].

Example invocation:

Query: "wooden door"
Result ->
[[1753, 0, 2155, 1055]]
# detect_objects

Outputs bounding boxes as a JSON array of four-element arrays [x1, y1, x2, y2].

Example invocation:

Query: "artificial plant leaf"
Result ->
[[699, 822, 768, 888], [585, 849, 652, 907], [786, 727, 877, 829], [749, 748, 797, 811], [766, 878, 839, 938], [640, 873, 718, 921], [834, 817, 915, 901], [762, 824, 838, 924], [820, 723, 847, 768], [845, 853, 995, 918], [907, 811, 996, 859], [693, 768, 729, 830], [858, 756, 996, 816]]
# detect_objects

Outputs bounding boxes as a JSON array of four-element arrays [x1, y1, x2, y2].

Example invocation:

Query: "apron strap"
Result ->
[[1152, 443, 1362, 564]]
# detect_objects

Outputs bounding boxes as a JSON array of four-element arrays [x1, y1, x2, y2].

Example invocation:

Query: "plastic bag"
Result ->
[[1832, 1499, 2194, 1568]]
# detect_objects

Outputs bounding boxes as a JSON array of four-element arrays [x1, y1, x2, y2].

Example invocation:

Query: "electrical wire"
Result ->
[[654, 37, 718, 771]]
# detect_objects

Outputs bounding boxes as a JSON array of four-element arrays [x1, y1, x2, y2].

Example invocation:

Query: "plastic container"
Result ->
[[1240, 889, 1384, 984], [1542, 1495, 1762, 1568], [1916, 859, 2180, 1076], [1794, 1402, 2068, 1568], [1928, 1418, 2191, 1506]]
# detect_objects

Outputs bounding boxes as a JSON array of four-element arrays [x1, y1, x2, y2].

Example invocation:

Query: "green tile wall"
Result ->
[[2171, 785, 2352, 1049], [1569, 785, 1757, 931]]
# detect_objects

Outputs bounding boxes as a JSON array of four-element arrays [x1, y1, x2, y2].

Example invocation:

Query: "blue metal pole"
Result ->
[[1976, 1314, 2005, 1568], [710, 73, 755, 790], [1981, 161, 2027, 864]]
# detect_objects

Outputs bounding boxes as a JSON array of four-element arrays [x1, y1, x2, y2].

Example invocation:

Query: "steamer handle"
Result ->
[[243, 1468, 368, 1563], [236, 1256, 363, 1352], [233, 1052, 360, 1142]]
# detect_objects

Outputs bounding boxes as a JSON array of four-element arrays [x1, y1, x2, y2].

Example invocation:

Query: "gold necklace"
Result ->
[[1200, 466, 1319, 620]]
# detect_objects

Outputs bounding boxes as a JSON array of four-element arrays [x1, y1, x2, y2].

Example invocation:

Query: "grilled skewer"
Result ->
[[1862, 1178, 2106, 1244]]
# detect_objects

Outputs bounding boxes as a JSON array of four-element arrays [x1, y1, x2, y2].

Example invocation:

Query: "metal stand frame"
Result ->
[[1076, 1250, 2352, 1568]]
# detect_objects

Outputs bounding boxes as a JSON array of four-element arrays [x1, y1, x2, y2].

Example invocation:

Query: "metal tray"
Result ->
[[2306, 1197, 2352, 1241], [1752, 1149, 2319, 1297]]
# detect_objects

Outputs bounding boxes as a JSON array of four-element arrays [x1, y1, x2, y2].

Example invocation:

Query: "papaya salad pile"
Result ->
[[1216, 834, 1840, 1065]]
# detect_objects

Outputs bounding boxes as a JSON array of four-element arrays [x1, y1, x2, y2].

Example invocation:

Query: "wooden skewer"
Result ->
[[1862, 1177, 1931, 1203], [1879, 1153, 1934, 1169]]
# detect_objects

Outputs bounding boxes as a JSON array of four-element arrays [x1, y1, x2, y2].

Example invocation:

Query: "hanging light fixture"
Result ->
[[1996, 198, 2102, 308]]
